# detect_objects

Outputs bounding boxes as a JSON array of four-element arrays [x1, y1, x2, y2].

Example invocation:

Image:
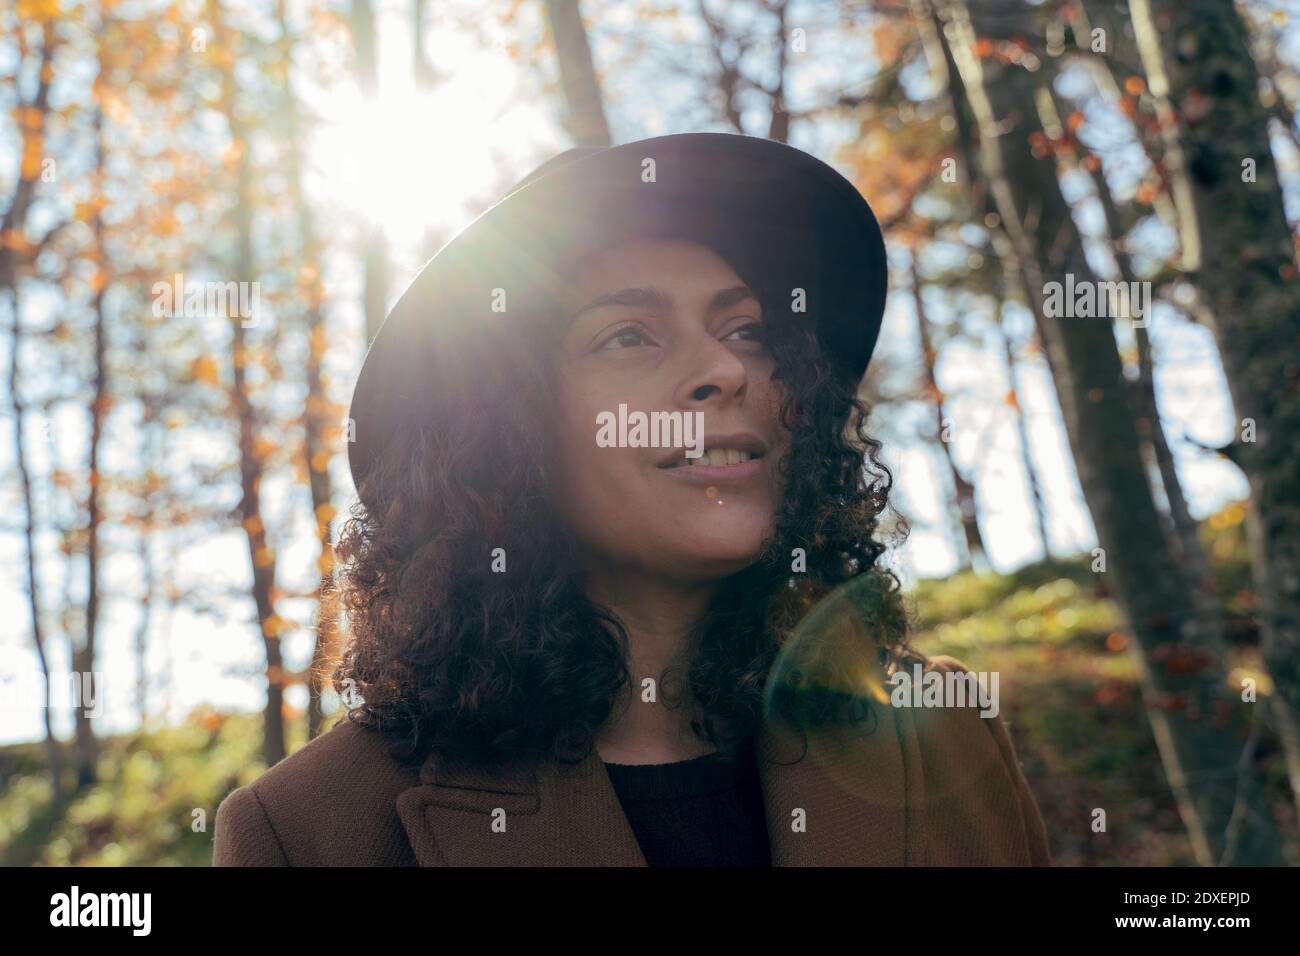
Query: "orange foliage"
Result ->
[[17, 0, 62, 24], [189, 355, 220, 385]]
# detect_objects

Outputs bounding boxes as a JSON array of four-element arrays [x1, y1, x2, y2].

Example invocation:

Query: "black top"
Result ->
[[603, 741, 772, 867]]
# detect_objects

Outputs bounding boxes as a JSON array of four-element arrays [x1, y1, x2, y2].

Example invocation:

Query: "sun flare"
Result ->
[[311, 65, 551, 249]]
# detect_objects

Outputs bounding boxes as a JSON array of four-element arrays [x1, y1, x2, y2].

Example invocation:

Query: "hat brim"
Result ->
[[347, 132, 888, 500]]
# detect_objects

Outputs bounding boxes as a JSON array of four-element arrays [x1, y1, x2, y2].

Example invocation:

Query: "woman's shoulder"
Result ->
[[213, 718, 420, 866], [893, 653, 1052, 865], [897, 654, 1020, 779]]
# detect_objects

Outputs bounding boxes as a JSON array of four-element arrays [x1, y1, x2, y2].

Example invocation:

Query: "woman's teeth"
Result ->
[[673, 449, 759, 468]]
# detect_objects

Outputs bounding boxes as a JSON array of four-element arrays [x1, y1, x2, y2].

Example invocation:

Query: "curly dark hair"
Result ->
[[332, 229, 920, 773]]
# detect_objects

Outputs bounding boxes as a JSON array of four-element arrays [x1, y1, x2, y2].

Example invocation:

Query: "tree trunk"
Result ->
[[350, 0, 390, 344], [544, 0, 613, 146], [278, 0, 340, 741], [1134, 0, 1300, 820], [133, 393, 157, 727], [993, 298, 1051, 556], [212, 0, 286, 768], [75, 93, 108, 790], [413, 0, 436, 89], [1, 20, 65, 797], [1070, 129, 1223, 650], [911, 260, 987, 566]]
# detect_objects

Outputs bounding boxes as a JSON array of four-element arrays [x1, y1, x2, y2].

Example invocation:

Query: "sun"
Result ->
[[310, 57, 554, 252], [311, 86, 489, 249]]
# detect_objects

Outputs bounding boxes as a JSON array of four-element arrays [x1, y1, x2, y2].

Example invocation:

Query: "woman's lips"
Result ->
[[658, 456, 763, 485]]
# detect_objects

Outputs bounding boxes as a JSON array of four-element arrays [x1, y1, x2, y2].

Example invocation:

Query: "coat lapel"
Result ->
[[397, 746, 646, 866], [397, 708, 913, 866]]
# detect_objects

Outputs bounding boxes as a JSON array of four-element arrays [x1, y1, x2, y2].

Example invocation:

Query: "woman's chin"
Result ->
[[658, 533, 772, 579]]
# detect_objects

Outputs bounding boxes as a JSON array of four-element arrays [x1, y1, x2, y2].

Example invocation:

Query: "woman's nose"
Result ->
[[676, 335, 749, 406]]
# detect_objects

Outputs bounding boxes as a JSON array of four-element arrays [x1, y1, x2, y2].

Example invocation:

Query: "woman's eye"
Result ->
[[724, 321, 765, 344], [595, 326, 649, 350]]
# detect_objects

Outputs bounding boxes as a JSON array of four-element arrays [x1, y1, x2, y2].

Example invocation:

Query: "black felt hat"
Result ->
[[347, 132, 889, 501]]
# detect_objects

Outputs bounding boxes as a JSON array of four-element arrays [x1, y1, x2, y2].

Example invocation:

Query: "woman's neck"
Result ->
[[583, 567, 722, 765]]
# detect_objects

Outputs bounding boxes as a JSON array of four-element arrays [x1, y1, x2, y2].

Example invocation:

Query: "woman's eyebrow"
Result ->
[[568, 284, 759, 323], [570, 287, 673, 321], [709, 285, 759, 312]]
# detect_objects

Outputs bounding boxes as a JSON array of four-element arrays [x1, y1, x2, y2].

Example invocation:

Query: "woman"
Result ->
[[213, 133, 1050, 867]]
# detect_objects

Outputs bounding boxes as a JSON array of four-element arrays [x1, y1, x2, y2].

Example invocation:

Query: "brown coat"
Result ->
[[213, 655, 1050, 866]]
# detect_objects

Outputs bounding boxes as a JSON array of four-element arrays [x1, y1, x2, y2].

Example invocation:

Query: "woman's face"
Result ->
[[550, 238, 792, 582]]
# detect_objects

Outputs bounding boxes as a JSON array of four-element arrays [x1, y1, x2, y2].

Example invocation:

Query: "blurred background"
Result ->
[[1, 0, 1298, 866]]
